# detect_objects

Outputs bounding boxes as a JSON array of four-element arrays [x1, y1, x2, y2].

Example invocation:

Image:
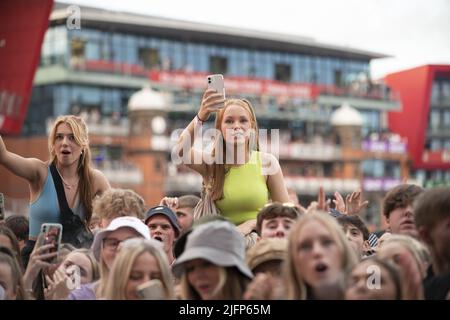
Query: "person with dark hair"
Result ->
[[336, 215, 370, 259], [4, 215, 29, 252], [414, 187, 450, 300], [382, 184, 423, 238], [144, 206, 181, 266], [256, 202, 300, 239]]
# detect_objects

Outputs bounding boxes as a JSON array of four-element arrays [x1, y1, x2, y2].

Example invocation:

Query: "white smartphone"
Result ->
[[207, 74, 226, 99], [40, 223, 63, 263], [136, 279, 166, 300]]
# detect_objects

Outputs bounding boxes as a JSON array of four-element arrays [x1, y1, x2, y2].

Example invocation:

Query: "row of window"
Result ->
[[26, 83, 383, 136], [429, 110, 450, 129], [431, 79, 450, 103], [362, 160, 401, 179], [41, 26, 370, 85]]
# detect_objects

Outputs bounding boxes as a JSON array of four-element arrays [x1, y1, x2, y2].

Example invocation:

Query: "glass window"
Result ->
[[274, 63, 292, 82], [431, 139, 442, 151], [209, 55, 228, 74], [430, 110, 440, 129], [138, 48, 160, 69]]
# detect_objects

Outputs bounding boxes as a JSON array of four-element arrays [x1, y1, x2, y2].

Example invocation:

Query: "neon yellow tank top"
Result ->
[[215, 151, 269, 225]]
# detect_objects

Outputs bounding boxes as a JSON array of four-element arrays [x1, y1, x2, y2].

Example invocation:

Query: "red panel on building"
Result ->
[[0, 0, 54, 134], [386, 65, 450, 169]]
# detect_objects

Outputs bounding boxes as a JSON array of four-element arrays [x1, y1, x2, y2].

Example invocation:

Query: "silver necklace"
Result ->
[[56, 166, 79, 190]]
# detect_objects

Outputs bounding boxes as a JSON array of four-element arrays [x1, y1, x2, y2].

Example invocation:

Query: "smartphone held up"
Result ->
[[41, 223, 63, 263], [207, 74, 226, 102], [136, 279, 166, 300]]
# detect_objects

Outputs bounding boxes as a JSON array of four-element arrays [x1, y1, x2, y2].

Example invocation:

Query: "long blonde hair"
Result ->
[[48, 115, 94, 223], [102, 239, 174, 300], [284, 212, 358, 300], [209, 99, 259, 201]]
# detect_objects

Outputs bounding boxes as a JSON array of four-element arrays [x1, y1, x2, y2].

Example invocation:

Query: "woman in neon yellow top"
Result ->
[[176, 88, 289, 225]]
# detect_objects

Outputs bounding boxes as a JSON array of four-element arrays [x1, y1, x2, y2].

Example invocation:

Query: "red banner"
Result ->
[[0, 0, 54, 134], [150, 70, 316, 99]]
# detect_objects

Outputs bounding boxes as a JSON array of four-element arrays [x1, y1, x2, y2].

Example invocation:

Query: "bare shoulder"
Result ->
[[259, 152, 281, 172], [91, 168, 111, 196]]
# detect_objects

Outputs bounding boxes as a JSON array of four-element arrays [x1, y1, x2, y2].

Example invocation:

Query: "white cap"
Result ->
[[91, 216, 150, 260]]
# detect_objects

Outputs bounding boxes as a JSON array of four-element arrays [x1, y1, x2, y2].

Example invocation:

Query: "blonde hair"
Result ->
[[48, 115, 94, 223], [380, 234, 430, 278], [284, 212, 358, 300], [209, 99, 259, 201], [93, 188, 146, 221], [65, 248, 100, 282], [0, 250, 30, 300], [179, 265, 249, 300], [103, 239, 174, 300]]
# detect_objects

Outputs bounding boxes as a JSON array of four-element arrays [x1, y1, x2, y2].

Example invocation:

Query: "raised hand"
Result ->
[[159, 197, 178, 211], [316, 186, 331, 212], [333, 191, 346, 213], [345, 190, 369, 215], [197, 89, 225, 122], [23, 234, 58, 293], [44, 267, 71, 300]]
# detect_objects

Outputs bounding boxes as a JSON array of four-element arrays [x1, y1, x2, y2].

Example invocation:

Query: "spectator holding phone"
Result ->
[[68, 216, 150, 300], [103, 238, 174, 300], [0, 116, 110, 264], [44, 248, 100, 300], [175, 87, 289, 226]]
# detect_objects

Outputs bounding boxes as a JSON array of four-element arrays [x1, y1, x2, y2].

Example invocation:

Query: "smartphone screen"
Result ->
[[41, 223, 63, 263], [136, 279, 165, 300]]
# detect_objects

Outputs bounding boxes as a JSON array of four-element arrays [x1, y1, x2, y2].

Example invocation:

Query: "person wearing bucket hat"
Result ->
[[68, 216, 150, 300], [145, 206, 181, 265], [172, 220, 253, 300], [173, 215, 229, 259]]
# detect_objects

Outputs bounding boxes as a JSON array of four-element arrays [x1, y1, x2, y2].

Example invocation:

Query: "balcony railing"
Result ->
[[95, 161, 143, 185]]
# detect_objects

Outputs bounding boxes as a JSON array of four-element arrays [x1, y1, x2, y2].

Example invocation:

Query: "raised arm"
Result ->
[[173, 89, 224, 176], [0, 135, 46, 185]]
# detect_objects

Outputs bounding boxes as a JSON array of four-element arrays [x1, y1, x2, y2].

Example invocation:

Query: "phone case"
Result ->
[[41, 223, 63, 263], [207, 74, 226, 99], [136, 279, 165, 300]]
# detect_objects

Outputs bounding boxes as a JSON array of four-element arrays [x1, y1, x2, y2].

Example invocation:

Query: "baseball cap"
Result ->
[[144, 205, 181, 237], [91, 216, 150, 260]]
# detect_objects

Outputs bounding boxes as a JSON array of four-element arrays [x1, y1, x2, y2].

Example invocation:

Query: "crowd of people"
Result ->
[[0, 89, 449, 300]]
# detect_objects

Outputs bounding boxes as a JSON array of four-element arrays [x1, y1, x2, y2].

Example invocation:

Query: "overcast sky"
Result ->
[[58, 0, 450, 79]]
